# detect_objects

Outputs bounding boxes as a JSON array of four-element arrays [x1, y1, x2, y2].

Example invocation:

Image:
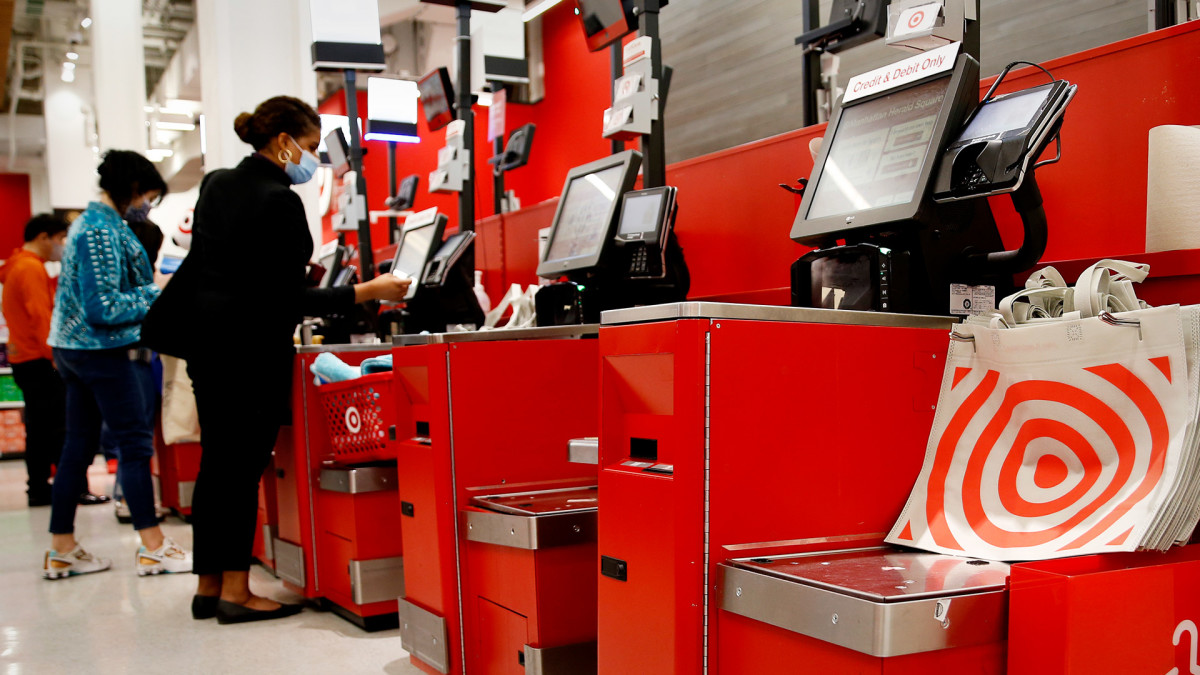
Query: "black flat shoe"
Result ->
[[78, 493, 112, 506], [215, 599, 303, 625], [27, 494, 51, 507], [192, 595, 220, 620]]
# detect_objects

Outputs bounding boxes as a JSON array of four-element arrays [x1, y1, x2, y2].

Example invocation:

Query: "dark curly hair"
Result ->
[[23, 213, 69, 242], [97, 150, 168, 216], [234, 96, 321, 150]]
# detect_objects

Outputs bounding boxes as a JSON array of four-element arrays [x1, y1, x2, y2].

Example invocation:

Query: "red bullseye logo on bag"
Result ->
[[889, 303, 1193, 561], [345, 406, 362, 435]]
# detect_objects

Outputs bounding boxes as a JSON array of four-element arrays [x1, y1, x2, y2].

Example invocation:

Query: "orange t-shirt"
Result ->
[[0, 248, 54, 363]]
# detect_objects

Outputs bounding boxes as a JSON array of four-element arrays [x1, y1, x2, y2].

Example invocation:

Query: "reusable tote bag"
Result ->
[[888, 260, 1200, 561]]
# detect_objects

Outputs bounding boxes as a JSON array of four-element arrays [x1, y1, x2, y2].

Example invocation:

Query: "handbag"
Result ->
[[888, 260, 1200, 560]]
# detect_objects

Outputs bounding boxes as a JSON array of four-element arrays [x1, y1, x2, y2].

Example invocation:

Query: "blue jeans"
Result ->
[[50, 347, 157, 533]]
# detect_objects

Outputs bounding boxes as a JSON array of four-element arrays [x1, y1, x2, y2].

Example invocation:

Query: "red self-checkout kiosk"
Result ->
[[391, 326, 601, 675]]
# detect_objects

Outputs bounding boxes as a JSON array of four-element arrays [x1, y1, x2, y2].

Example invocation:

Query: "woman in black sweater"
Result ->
[[143, 96, 408, 624]]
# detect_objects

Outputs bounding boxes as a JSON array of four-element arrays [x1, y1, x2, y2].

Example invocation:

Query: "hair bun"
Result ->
[[233, 112, 256, 144]]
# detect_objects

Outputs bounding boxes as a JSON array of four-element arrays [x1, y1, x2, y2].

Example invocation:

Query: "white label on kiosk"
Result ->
[[614, 72, 643, 103], [487, 87, 507, 142], [445, 119, 465, 141], [844, 41, 960, 104], [429, 169, 449, 189], [949, 284, 996, 316], [404, 206, 439, 230], [604, 105, 634, 135], [895, 3, 942, 38], [623, 36, 653, 68]]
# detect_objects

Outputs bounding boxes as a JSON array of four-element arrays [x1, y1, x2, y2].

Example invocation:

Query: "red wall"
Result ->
[[318, 1, 616, 249], [0, 174, 32, 256]]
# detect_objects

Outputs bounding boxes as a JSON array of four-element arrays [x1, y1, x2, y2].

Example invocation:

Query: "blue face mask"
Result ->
[[283, 137, 319, 185], [125, 202, 152, 222]]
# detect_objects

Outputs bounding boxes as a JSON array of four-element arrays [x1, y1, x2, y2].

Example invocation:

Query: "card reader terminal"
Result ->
[[613, 186, 678, 279], [933, 79, 1076, 201]]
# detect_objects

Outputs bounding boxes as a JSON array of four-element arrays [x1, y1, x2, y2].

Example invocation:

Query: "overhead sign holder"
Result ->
[[419, 0, 505, 272], [308, 0, 387, 284], [309, 0, 387, 72]]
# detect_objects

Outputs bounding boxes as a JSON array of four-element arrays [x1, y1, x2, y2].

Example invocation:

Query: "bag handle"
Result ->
[[1074, 259, 1150, 319], [998, 286, 1075, 326]]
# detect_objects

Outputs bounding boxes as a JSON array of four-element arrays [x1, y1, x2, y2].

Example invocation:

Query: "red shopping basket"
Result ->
[[316, 372, 395, 463]]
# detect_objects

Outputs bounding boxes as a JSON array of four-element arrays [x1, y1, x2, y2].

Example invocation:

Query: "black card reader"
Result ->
[[933, 78, 1076, 201], [613, 186, 678, 279]]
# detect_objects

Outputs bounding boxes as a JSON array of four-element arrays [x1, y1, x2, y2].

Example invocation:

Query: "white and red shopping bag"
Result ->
[[889, 261, 1200, 561]]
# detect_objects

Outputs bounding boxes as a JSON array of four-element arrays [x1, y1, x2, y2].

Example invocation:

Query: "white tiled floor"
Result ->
[[0, 458, 423, 674]]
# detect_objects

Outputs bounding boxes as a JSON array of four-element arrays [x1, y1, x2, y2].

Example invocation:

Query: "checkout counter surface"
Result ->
[[393, 324, 598, 345], [296, 341, 393, 354], [601, 302, 958, 329]]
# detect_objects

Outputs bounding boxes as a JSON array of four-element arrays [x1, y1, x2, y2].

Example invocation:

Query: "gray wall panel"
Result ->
[[658, 0, 1150, 163]]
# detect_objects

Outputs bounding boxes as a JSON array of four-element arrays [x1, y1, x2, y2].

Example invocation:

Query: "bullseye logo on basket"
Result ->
[[345, 406, 362, 434]]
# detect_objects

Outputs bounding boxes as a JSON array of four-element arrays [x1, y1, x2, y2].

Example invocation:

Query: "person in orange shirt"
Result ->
[[1, 214, 69, 505]]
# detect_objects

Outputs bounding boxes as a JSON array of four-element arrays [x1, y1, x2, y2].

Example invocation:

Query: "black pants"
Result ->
[[11, 359, 65, 501], [188, 357, 284, 575]]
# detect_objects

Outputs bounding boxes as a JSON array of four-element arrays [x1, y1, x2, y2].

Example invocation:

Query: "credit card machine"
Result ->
[[422, 231, 475, 288], [613, 186, 678, 279], [934, 78, 1076, 201]]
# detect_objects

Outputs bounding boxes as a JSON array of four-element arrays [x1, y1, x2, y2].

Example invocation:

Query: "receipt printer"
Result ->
[[791, 243, 911, 312]]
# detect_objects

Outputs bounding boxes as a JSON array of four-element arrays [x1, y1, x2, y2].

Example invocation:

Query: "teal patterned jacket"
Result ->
[[48, 201, 160, 350]]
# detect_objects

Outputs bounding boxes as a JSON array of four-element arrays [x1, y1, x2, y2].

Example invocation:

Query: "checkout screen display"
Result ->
[[544, 165, 625, 263], [958, 85, 1050, 142], [618, 191, 664, 236], [807, 77, 949, 220], [394, 223, 438, 280]]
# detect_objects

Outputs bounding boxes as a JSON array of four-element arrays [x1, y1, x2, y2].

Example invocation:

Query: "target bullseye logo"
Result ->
[[894, 355, 1180, 557], [908, 10, 925, 29], [345, 406, 362, 434]]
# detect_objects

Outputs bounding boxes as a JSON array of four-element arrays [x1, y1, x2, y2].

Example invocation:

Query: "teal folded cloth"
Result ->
[[360, 355, 393, 374], [311, 352, 361, 385]]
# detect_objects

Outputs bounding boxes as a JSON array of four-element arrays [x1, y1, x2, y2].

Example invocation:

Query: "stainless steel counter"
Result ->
[[393, 324, 598, 346], [601, 302, 959, 330], [295, 341, 392, 354]]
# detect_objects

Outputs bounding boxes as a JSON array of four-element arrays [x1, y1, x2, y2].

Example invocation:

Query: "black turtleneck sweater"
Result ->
[[143, 154, 355, 367]]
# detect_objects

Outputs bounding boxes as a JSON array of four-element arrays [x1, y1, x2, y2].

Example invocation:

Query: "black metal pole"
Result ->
[[609, 42, 624, 154], [964, 0, 982, 64], [343, 69, 375, 279], [800, 0, 822, 127], [491, 81, 505, 216], [387, 141, 398, 243], [1154, 0, 1177, 29], [456, 0, 475, 271], [637, 0, 665, 189], [493, 136, 505, 215]]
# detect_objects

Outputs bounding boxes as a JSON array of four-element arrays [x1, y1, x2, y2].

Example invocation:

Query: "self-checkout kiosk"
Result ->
[[390, 328, 601, 675], [532, 0, 689, 326], [595, 1, 1078, 672], [534, 151, 689, 325], [790, 0, 1075, 317]]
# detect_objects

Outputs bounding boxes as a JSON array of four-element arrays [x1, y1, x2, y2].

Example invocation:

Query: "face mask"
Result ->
[[283, 137, 319, 185], [125, 202, 152, 222], [49, 243, 64, 262]]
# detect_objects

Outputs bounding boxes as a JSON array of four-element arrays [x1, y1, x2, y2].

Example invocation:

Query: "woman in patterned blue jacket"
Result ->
[[42, 150, 192, 580]]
